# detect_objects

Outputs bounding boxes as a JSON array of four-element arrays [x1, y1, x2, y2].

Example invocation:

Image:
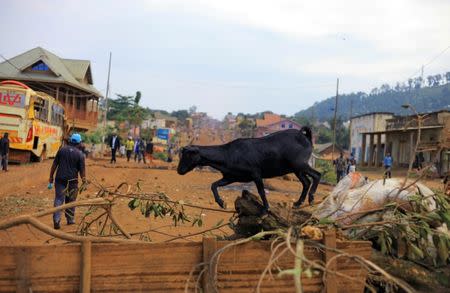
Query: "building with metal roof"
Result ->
[[0, 47, 102, 131]]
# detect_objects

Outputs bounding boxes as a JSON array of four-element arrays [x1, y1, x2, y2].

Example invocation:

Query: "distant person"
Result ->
[[108, 132, 121, 164], [414, 152, 424, 171], [0, 133, 9, 171], [125, 136, 134, 162], [146, 138, 154, 164], [48, 133, 86, 229], [167, 144, 173, 163], [384, 152, 393, 178], [334, 152, 346, 183], [138, 138, 146, 163], [119, 144, 126, 158], [348, 159, 356, 173], [134, 137, 140, 162]]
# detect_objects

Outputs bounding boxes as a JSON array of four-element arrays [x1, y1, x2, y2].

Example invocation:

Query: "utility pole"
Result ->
[[349, 98, 353, 153], [104, 52, 112, 128], [102, 52, 112, 151], [331, 78, 339, 162]]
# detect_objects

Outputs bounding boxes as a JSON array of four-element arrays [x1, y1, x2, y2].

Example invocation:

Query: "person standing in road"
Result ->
[[138, 138, 146, 163], [0, 133, 9, 172], [48, 133, 86, 229], [109, 132, 121, 164], [334, 152, 347, 183], [384, 152, 393, 178], [146, 138, 154, 164], [125, 136, 135, 162]]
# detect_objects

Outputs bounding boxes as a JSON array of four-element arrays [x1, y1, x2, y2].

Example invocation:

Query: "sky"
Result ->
[[1, 0, 449, 119]]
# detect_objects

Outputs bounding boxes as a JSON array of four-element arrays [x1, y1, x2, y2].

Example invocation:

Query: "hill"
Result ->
[[295, 81, 450, 121]]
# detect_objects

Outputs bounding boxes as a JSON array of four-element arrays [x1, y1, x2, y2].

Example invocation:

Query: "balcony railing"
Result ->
[[386, 114, 441, 130]]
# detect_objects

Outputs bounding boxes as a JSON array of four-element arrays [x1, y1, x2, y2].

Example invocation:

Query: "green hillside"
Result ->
[[295, 78, 450, 121]]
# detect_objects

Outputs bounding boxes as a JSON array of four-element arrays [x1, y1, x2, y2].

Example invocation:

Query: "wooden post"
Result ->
[[323, 230, 338, 293], [202, 236, 217, 293], [15, 247, 31, 293], [80, 241, 92, 293]]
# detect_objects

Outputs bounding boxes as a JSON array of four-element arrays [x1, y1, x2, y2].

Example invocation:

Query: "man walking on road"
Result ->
[[125, 136, 134, 162], [48, 133, 86, 229], [109, 132, 121, 164], [384, 152, 393, 178], [334, 152, 346, 183], [0, 133, 9, 172]]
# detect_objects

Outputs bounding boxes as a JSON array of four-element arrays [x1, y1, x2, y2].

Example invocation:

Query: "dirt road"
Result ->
[[0, 157, 333, 245], [1, 156, 444, 246]]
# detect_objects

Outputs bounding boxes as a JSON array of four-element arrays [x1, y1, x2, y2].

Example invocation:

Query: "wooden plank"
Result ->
[[323, 230, 338, 293], [202, 236, 217, 293], [80, 240, 91, 293], [15, 247, 30, 293]]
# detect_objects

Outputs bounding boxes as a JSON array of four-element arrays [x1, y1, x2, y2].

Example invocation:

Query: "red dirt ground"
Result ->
[[0, 154, 444, 246]]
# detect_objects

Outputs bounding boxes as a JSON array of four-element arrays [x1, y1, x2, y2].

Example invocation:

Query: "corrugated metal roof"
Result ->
[[0, 47, 101, 97]]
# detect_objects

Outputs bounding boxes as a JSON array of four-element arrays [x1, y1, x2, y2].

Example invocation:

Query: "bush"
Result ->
[[315, 159, 336, 184], [153, 152, 168, 162]]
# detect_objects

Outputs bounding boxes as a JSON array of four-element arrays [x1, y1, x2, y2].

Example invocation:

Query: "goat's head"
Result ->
[[177, 146, 201, 175]]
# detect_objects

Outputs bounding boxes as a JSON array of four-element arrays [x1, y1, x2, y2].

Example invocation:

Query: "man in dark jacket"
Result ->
[[108, 132, 121, 164], [48, 133, 86, 229], [0, 133, 9, 172]]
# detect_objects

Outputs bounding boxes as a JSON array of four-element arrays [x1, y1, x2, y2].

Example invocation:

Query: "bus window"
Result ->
[[51, 104, 64, 127], [34, 97, 49, 122]]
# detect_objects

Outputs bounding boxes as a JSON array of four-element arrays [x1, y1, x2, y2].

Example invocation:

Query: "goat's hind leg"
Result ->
[[211, 178, 233, 208], [293, 173, 311, 208], [304, 166, 321, 205]]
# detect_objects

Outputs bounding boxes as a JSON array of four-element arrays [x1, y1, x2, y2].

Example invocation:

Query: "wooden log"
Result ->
[[15, 247, 31, 293], [233, 190, 311, 236], [80, 241, 92, 293]]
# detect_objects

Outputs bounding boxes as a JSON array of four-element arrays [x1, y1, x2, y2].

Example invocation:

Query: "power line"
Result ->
[[406, 44, 450, 80]]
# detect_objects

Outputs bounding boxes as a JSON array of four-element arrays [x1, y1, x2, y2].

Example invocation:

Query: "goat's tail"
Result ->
[[300, 126, 312, 142]]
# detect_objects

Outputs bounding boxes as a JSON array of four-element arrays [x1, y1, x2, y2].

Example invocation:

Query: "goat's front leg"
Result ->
[[254, 178, 269, 214], [211, 178, 233, 208]]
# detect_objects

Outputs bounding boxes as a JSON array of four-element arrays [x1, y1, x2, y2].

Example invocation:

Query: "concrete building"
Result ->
[[0, 47, 102, 131], [350, 112, 394, 164], [353, 110, 450, 176], [141, 112, 177, 130]]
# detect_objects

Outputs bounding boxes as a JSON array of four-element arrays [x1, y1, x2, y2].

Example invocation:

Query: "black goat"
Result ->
[[177, 127, 321, 212]]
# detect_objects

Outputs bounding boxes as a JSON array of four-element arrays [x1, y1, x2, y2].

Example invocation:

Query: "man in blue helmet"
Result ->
[[48, 133, 86, 229]]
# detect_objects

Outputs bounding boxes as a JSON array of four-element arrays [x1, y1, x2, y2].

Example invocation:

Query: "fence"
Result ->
[[0, 232, 372, 293]]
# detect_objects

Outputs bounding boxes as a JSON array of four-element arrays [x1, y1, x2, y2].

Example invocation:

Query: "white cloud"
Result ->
[[143, 0, 450, 53]]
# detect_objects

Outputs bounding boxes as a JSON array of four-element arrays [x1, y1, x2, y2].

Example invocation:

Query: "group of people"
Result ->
[[334, 151, 395, 183], [334, 152, 357, 183], [0, 133, 9, 172], [108, 132, 154, 164]]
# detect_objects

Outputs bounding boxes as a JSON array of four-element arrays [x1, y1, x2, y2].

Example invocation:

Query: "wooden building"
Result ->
[[0, 47, 102, 131]]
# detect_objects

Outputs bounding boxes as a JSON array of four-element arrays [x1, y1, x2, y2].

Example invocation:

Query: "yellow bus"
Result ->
[[0, 80, 65, 162]]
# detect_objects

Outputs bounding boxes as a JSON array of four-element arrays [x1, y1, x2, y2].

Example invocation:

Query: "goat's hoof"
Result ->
[[259, 208, 269, 216], [216, 200, 226, 209]]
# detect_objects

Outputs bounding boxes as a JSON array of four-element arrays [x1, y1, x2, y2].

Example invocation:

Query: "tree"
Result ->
[[408, 78, 413, 91], [134, 91, 141, 105], [445, 72, 450, 84], [427, 75, 435, 87], [434, 74, 442, 86], [189, 105, 197, 114], [414, 77, 423, 89]]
